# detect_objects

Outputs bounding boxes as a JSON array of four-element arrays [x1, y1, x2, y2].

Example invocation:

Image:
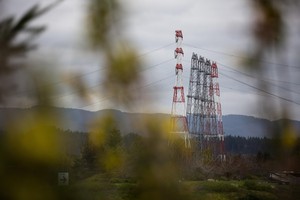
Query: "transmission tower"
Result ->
[[170, 30, 190, 148], [186, 53, 225, 161]]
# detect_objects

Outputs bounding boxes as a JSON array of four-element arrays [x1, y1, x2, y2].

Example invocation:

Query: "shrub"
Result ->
[[243, 180, 273, 192]]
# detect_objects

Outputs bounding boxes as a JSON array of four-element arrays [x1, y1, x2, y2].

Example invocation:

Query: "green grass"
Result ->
[[188, 180, 240, 193], [70, 174, 137, 200], [243, 180, 274, 192], [185, 180, 278, 200], [68, 174, 299, 200]]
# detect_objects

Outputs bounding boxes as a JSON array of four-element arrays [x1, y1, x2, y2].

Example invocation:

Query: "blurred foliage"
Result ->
[[64, 72, 90, 101], [248, 0, 300, 169], [81, 115, 124, 173], [86, 0, 142, 106], [252, 0, 284, 49], [0, 1, 70, 200], [249, 0, 299, 62], [0, 5, 44, 72], [0, 1, 61, 72], [86, 0, 122, 49], [0, 2, 49, 104], [104, 46, 142, 106], [0, 0, 299, 199]]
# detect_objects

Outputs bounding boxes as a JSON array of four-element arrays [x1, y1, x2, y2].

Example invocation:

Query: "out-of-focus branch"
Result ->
[[249, 0, 300, 165], [0, 1, 62, 103]]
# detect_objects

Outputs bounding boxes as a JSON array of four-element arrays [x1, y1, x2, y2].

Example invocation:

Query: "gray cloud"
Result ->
[[2, 0, 300, 119]]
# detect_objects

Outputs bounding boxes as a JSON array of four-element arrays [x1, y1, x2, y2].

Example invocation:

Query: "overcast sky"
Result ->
[[2, 0, 300, 120]]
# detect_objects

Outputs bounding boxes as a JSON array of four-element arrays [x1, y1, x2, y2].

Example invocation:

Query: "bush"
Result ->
[[116, 183, 138, 200], [201, 181, 240, 193], [243, 180, 273, 192], [239, 191, 277, 200]]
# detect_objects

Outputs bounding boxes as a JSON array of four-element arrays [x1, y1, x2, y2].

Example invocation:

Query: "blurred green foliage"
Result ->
[[252, 0, 284, 49], [0, 0, 299, 199], [0, 5, 44, 72], [86, 0, 121, 49], [248, 0, 300, 169]]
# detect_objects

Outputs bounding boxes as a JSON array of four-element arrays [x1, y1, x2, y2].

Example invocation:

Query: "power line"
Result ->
[[182, 58, 300, 105], [8, 41, 300, 109], [139, 43, 174, 57], [265, 78, 300, 86], [32, 73, 175, 109], [47, 43, 175, 87], [218, 62, 300, 95], [8, 43, 176, 101], [218, 62, 300, 86], [219, 72, 300, 106], [33, 43, 175, 93], [50, 58, 175, 101], [140, 58, 173, 72], [185, 43, 300, 69], [182, 58, 300, 96], [79, 74, 175, 109]]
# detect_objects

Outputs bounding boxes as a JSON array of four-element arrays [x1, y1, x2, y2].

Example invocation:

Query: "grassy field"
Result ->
[[66, 173, 300, 200], [185, 180, 277, 200]]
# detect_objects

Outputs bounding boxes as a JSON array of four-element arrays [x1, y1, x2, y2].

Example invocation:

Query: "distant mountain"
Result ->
[[222, 115, 272, 137], [223, 115, 300, 137], [0, 107, 299, 137]]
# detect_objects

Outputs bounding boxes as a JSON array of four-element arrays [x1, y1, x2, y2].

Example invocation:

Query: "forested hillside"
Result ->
[[1, 107, 299, 138]]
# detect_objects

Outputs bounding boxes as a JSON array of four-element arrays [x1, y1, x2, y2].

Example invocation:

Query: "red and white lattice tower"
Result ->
[[186, 54, 225, 161], [170, 30, 190, 147]]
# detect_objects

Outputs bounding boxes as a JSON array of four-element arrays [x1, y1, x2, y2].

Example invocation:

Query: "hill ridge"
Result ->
[[0, 107, 299, 137]]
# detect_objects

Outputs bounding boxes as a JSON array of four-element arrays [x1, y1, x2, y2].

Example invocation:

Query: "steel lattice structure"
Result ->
[[186, 53, 225, 160], [170, 30, 190, 148]]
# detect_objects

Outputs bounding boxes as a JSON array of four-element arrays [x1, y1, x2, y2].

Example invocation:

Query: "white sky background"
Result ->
[[2, 0, 300, 120]]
